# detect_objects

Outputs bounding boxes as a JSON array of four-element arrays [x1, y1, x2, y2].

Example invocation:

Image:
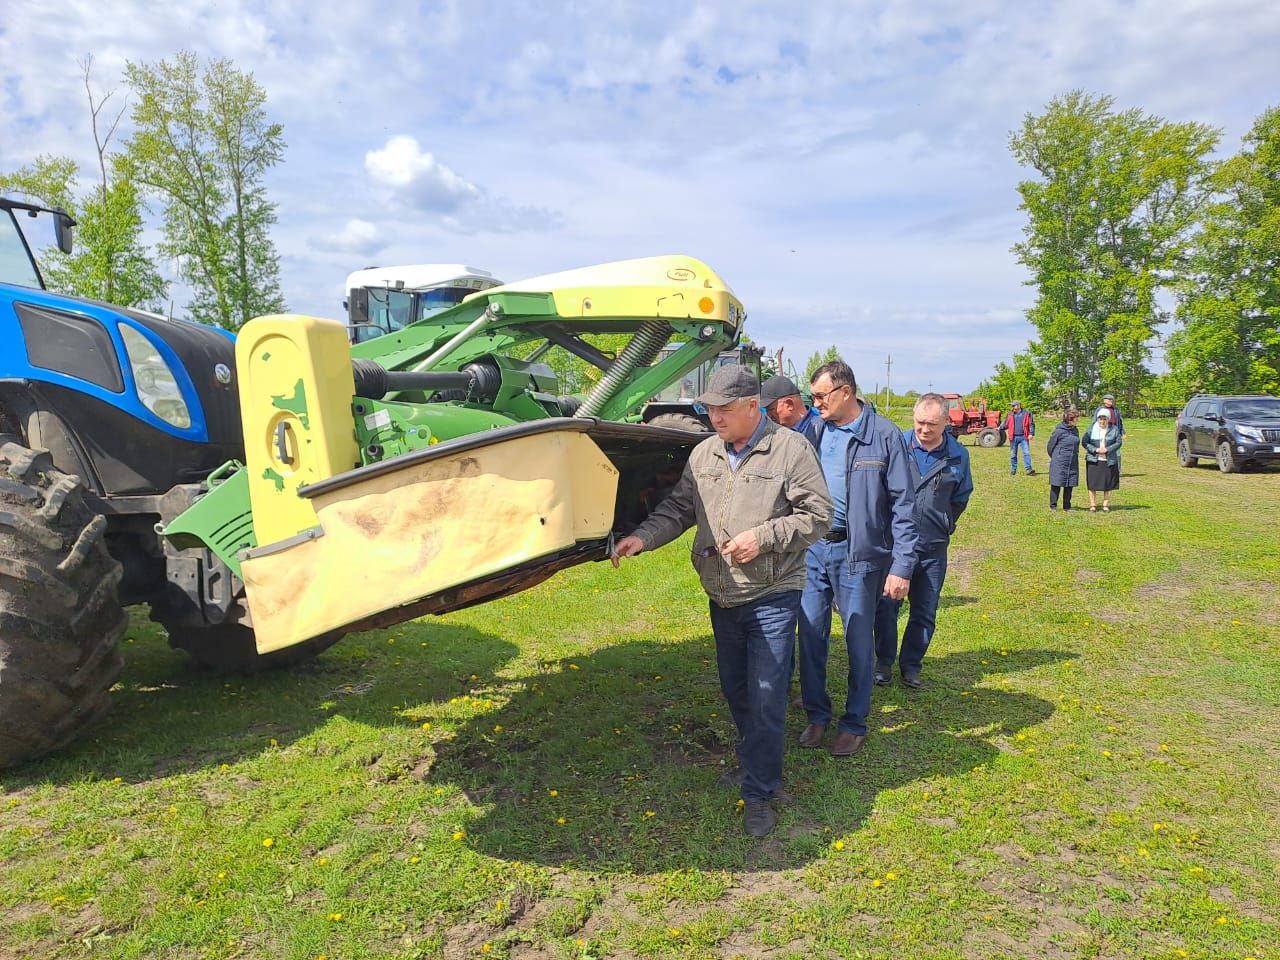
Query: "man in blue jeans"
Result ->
[[1004, 400, 1036, 475], [797, 360, 918, 758], [873, 393, 973, 689], [612, 365, 831, 838]]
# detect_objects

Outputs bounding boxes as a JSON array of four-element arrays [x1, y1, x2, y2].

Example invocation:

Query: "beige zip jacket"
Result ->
[[631, 416, 832, 607]]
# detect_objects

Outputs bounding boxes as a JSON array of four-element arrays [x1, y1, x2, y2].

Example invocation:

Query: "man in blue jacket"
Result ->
[[873, 393, 974, 689], [797, 360, 919, 757]]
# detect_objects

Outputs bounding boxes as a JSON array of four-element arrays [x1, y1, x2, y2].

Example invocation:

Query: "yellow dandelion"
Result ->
[[668, 928, 682, 938], [481, 944, 491, 954], [642, 810, 655, 819], [168, 805, 178, 814], [1215, 916, 1227, 925], [556, 817, 566, 825], [983, 914, 993, 921], [409, 856, 421, 864], [569, 664, 580, 671], [112, 776, 123, 783], [1102, 750, 1112, 758], [885, 872, 897, 881], [1152, 823, 1164, 831], [549, 789, 559, 796], [435, 787, 446, 795], [316, 856, 330, 865], [1159, 744, 1169, 752], [1138, 847, 1149, 857], [1189, 866, 1204, 874], [217, 871, 227, 880], [387, 638, 395, 644], [328, 912, 343, 922], [872, 879, 882, 888], [452, 830, 466, 841], [736, 799, 745, 808], [262, 837, 274, 848], [833, 840, 845, 851], [495, 900, 504, 910], [493, 724, 504, 734], [1175, 952, 1188, 958], [421, 722, 432, 730]]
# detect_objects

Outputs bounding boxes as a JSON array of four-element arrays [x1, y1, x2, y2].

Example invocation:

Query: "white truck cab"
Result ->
[[344, 264, 502, 343]]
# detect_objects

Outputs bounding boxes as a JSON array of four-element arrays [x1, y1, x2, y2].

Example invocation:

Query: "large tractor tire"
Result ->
[[977, 427, 1001, 448], [157, 619, 344, 674], [645, 413, 708, 433], [0, 441, 126, 768]]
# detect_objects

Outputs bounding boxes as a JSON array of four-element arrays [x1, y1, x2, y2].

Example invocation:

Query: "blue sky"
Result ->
[[2, 0, 1277, 391]]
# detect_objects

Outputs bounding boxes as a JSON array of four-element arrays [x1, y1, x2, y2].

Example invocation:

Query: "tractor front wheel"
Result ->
[[0, 440, 127, 768], [977, 428, 1001, 448], [645, 413, 709, 433], [157, 619, 345, 674]]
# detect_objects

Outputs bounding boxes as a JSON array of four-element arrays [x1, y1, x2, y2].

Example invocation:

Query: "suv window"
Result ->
[[1224, 397, 1280, 419], [1187, 400, 1207, 418]]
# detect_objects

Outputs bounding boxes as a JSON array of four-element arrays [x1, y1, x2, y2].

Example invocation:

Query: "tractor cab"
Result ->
[[344, 264, 503, 343]]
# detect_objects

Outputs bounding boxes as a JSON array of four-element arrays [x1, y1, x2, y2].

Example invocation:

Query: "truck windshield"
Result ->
[[0, 210, 42, 289]]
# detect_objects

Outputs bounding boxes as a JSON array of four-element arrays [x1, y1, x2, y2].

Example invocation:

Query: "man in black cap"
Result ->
[[761, 375, 822, 448], [611, 365, 832, 838]]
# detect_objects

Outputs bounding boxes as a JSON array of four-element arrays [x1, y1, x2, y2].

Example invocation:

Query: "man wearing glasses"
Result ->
[[797, 360, 918, 757], [611, 365, 831, 838]]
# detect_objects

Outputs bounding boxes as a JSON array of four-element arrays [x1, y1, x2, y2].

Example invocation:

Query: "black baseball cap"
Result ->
[[698, 365, 759, 406]]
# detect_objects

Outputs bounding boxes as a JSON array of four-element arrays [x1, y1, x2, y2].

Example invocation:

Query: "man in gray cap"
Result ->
[[612, 365, 832, 838], [761, 375, 822, 448]]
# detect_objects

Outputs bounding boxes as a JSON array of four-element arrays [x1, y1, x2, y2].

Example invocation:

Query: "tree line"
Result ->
[[0, 52, 285, 330], [981, 91, 1278, 413]]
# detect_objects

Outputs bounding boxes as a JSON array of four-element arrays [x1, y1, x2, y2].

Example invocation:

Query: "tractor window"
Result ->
[[417, 286, 474, 322], [16, 303, 125, 392], [357, 287, 414, 343], [0, 211, 41, 289]]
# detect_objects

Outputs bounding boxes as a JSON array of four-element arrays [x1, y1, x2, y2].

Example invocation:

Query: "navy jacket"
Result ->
[[814, 407, 919, 579], [1046, 423, 1080, 486], [901, 430, 973, 554]]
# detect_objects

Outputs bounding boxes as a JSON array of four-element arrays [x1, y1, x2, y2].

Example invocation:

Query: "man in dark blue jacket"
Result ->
[[872, 393, 973, 689], [797, 361, 919, 757]]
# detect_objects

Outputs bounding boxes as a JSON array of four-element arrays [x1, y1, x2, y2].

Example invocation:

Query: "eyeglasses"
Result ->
[[810, 384, 851, 404]]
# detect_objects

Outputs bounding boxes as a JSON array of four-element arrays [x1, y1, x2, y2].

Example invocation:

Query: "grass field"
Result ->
[[2, 421, 1278, 960]]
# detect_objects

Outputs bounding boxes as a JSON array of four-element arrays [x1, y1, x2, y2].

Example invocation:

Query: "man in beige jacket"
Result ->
[[612, 365, 831, 837]]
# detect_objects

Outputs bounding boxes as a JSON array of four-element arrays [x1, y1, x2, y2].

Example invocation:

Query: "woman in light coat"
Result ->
[[1045, 407, 1081, 511], [1081, 408, 1122, 512]]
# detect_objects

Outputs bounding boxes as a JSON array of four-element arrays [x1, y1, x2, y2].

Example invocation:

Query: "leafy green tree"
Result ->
[[979, 351, 1051, 415], [0, 155, 165, 309], [804, 344, 842, 381], [1168, 106, 1280, 395], [124, 52, 285, 329], [1010, 91, 1218, 407]]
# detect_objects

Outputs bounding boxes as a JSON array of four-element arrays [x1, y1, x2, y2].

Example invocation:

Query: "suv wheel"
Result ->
[[1177, 437, 1198, 468], [1216, 440, 1239, 474]]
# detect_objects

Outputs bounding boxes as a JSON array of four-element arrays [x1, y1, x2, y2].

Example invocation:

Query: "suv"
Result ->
[[1175, 394, 1280, 473]]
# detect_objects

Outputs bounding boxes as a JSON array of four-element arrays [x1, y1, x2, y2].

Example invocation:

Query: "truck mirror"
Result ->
[[53, 208, 75, 254]]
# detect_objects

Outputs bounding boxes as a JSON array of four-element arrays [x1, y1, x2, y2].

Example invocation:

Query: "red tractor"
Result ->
[[943, 394, 1006, 447]]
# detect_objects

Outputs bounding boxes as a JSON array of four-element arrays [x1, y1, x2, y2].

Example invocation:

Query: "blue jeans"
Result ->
[[1010, 436, 1032, 473], [708, 590, 801, 802], [873, 548, 949, 675], [797, 540, 886, 737]]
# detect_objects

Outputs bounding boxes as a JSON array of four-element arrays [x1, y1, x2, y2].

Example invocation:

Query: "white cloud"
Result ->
[[311, 218, 387, 255]]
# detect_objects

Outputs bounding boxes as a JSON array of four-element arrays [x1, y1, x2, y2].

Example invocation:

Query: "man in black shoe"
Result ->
[[873, 393, 973, 689], [797, 360, 918, 758], [612, 365, 832, 838]]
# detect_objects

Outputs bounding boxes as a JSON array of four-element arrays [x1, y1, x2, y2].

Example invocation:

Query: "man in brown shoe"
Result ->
[[612, 365, 831, 837]]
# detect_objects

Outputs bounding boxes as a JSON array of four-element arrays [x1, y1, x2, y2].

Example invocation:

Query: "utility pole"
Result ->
[[884, 354, 893, 411]]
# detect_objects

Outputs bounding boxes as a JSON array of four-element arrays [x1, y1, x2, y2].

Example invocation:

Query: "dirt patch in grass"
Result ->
[[945, 547, 988, 594]]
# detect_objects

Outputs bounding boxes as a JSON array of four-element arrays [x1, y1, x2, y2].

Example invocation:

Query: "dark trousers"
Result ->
[[708, 590, 801, 802], [1050, 484, 1074, 509], [873, 548, 949, 675], [797, 539, 886, 737]]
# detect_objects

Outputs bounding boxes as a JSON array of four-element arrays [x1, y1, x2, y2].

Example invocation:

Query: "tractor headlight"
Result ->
[[119, 325, 192, 429]]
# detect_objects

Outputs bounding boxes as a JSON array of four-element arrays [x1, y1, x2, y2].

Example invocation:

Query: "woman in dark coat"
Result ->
[[1082, 408, 1123, 512], [1045, 407, 1081, 511]]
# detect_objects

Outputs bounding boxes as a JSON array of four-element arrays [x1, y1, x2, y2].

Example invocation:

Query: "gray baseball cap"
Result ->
[[698, 365, 760, 406], [760, 374, 801, 407]]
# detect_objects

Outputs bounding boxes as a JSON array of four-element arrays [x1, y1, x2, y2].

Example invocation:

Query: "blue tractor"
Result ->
[[0, 197, 344, 767]]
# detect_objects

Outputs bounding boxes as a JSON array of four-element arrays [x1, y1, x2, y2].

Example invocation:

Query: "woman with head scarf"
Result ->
[[1081, 408, 1122, 512]]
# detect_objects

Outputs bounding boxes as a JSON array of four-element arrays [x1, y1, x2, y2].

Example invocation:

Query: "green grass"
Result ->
[[2, 421, 1278, 959]]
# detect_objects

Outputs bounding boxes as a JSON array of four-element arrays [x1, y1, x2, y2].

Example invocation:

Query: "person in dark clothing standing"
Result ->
[[1004, 401, 1036, 475], [761, 375, 822, 448], [872, 393, 973, 689], [1082, 409, 1122, 512], [1046, 407, 1081, 511]]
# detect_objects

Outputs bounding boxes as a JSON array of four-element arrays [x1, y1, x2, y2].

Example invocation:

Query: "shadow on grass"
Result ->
[[432, 642, 1074, 874], [4, 617, 519, 788], [937, 595, 977, 610]]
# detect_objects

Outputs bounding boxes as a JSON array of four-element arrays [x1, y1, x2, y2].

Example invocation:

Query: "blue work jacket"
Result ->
[[902, 429, 973, 554], [814, 406, 919, 579]]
